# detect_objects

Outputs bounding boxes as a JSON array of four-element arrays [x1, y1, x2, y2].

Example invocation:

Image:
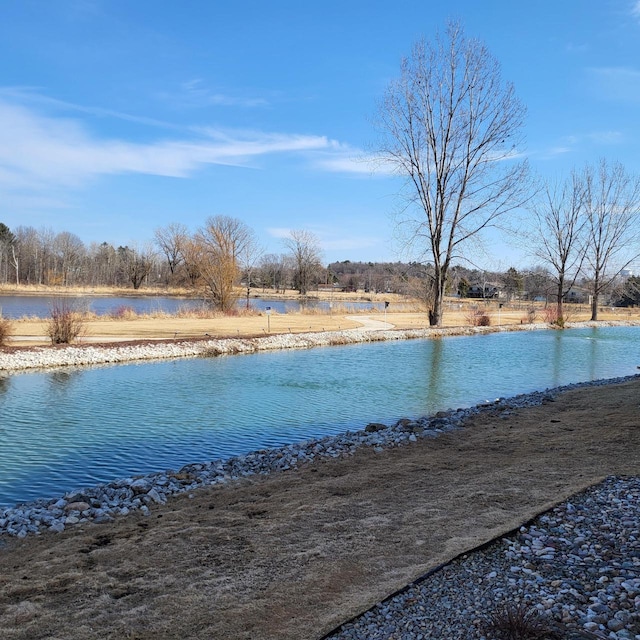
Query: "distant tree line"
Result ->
[[0, 218, 636, 314]]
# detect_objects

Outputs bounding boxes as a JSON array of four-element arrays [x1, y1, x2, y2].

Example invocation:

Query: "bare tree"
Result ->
[[180, 236, 204, 287], [119, 245, 155, 290], [238, 237, 264, 309], [375, 22, 528, 326], [53, 231, 86, 286], [526, 173, 586, 321], [154, 223, 188, 282], [195, 216, 255, 312], [283, 229, 323, 295], [583, 159, 640, 320], [258, 253, 288, 292], [523, 266, 554, 303]]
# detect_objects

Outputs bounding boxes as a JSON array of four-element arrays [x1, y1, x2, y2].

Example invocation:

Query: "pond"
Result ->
[[0, 326, 638, 507], [0, 294, 388, 318]]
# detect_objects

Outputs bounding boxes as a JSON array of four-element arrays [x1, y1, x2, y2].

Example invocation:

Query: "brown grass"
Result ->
[[4, 296, 640, 347], [0, 316, 11, 347]]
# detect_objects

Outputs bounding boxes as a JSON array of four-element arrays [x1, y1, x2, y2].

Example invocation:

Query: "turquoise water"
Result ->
[[0, 326, 638, 507]]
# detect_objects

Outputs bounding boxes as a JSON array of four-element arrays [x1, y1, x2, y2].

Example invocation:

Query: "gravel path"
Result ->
[[327, 475, 640, 640]]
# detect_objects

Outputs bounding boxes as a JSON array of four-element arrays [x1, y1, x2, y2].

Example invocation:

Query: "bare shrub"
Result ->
[[543, 306, 565, 328], [110, 305, 137, 320], [0, 315, 12, 347], [483, 602, 561, 640], [47, 299, 86, 345], [466, 307, 491, 327], [527, 307, 537, 323]]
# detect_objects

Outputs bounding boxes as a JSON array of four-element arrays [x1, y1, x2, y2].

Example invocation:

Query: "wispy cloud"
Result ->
[[588, 66, 640, 103], [565, 42, 588, 54], [538, 130, 624, 160], [162, 79, 270, 110], [633, 1, 640, 19], [0, 86, 191, 132], [266, 227, 293, 239], [0, 96, 364, 198], [312, 145, 396, 176]]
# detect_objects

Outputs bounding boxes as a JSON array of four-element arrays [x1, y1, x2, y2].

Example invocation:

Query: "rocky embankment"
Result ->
[[1, 374, 636, 541], [1, 321, 637, 372]]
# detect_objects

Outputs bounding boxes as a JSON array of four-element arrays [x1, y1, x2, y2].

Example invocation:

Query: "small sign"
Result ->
[[265, 306, 272, 315]]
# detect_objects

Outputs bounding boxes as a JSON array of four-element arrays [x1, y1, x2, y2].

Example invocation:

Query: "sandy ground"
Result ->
[[0, 377, 638, 640]]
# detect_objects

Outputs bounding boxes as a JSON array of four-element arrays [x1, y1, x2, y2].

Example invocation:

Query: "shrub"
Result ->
[[543, 307, 565, 328], [466, 308, 491, 327], [0, 316, 12, 347], [110, 305, 137, 320], [47, 299, 85, 345], [483, 602, 561, 640]]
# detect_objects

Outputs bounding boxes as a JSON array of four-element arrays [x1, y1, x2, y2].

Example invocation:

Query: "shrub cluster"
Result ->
[[47, 299, 85, 345]]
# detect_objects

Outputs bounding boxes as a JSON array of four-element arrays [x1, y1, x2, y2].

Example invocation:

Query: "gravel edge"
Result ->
[[1, 320, 639, 373]]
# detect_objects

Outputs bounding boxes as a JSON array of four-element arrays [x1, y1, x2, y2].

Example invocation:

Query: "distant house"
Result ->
[[563, 288, 588, 304], [467, 285, 499, 299]]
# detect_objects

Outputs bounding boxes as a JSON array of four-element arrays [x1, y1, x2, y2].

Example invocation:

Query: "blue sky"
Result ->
[[1, 0, 639, 268]]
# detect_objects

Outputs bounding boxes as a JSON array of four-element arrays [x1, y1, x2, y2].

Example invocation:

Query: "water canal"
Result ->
[[0, 326, 638, 507]]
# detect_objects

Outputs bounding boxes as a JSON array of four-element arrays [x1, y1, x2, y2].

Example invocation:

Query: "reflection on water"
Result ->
[[0, 326, 638, 507], [48, 369, 80, 389], [426, 337, 445, 407]]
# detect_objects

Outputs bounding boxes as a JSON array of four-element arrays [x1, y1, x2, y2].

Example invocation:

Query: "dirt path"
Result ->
[[1, 377, 639, 639], [344, 315, 395, 331]]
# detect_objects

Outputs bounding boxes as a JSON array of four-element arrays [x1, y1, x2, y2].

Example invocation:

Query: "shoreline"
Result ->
[[1, 372, 638, 537], [2, 319, 639, 373], [1, 376, 639, 639]]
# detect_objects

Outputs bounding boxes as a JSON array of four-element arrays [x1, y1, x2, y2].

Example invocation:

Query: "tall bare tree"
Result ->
[[583, 159, 640, 320], [283, 229, 323, 295], [195, 216, 255, 311], [527, 173, 586, 321], [376, 22, 528, 326]]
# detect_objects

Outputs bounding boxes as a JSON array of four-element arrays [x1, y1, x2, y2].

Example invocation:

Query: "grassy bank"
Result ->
[[1, 284, 639, 347]]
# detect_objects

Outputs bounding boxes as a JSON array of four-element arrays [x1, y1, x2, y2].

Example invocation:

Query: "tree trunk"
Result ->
[[591, 274, 599, 321], [591, 293, 599, 321], [429, 276, 445, 327], [556, 279, 564, 322]]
